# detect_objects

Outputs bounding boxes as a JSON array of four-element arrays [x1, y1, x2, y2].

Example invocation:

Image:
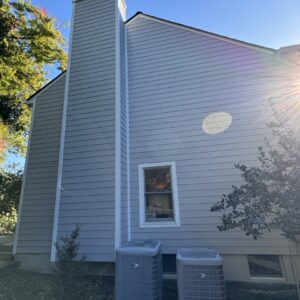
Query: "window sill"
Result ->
[[140, 222, 181, 228], [249, 276, 285, 283]]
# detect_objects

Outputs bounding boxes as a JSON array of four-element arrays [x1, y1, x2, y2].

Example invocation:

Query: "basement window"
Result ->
[[248, 255, 283, 278], [139, 162, 180, 227]]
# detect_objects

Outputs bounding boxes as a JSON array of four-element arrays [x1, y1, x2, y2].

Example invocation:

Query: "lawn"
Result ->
[[0, 263, 298, 300]]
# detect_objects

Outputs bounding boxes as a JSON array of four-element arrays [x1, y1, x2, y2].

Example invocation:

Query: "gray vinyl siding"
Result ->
[[127, 16, 294, 255], [120, 15, 128, 243], [16, 74, 66, 254], [57, 0, 116, 261]]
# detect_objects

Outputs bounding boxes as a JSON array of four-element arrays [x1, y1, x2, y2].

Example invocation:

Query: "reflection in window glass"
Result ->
[[248, 255, 283, 278], [144, 167, 174, 222]]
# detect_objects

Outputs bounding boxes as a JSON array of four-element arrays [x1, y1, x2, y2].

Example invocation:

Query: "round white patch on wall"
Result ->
[[202, 112, 232, 135]]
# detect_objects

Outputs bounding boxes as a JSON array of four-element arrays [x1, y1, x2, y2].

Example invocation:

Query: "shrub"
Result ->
[[0, 207, 17, 235], [0, 168, 22, 215], [54, 226, 86, 298], [211, 123, 300, 241]]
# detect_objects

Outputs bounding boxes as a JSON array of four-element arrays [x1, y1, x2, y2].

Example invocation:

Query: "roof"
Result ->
[[126, 12, 276, 54], [26, 71, 66, 104], [28, 12, 298, 104]]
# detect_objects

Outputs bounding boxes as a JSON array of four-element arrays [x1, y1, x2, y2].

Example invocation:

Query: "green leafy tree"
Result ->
[[211, 123, 300, 242], [0, 207, 17, 235], [0, 167, 22, 215], [0, 0, 67, 162], [0, 166, 22, 234]]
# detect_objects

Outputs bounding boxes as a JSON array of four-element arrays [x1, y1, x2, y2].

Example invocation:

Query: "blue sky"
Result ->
[[3, 0, 300, 170], [30, 0, 300, 49]]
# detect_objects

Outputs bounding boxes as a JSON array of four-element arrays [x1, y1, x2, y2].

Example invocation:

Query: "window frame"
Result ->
[[138, 162, 181, 228], [247, 255, 285, 281]]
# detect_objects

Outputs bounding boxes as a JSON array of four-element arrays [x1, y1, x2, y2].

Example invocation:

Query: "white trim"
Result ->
[[125, 25, 131, 241], [50, 1, 75, 262], [249, 276, 285, 283], [126, 14, 275, 56], [13, 98, 37, 255], [114, 0, 122, 251], [247, 255, 285, 281], [138, 161, 181, 228], [27, 72, 67, 105], [118, 0, 126, 21]]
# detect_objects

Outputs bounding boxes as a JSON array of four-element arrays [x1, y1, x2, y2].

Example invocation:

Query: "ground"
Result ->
[[0, 263, 298, 300]]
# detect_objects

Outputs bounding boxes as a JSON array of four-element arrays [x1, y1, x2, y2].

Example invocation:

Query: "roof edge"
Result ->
[[126, 11, 143, 24], [26, 71, 67, 104], [126, 12, 276, 55]]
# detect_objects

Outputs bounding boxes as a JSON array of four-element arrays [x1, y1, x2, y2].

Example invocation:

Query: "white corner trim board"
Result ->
[[138, 161, 181, 228], [13, 98, 37, 255], [114, 0, 122, 251], [118, 0, 126, 21], [50, 1, 76, 262], [125, 25, 131, 241]]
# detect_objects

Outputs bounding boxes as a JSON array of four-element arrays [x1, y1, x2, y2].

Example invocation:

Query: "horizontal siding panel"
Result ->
[[61, 181, 114, 190], [58, 0, 116, 261], [63, 155, 115, 165], [161, 246, 291, 256], [60, 209, 114, 218], [16, 71, 65, 255], [62, 161, 114, 172], [17, 247, 52, 254], [61, 174, 115, 184], [59, 216, 115, 225], [127, 16, 293, 255], [61, 201, 114, 210], [68, 81, 115, 94]]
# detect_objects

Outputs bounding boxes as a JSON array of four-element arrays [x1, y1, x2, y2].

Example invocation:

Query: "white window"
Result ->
[[139, 162, 180, 227]]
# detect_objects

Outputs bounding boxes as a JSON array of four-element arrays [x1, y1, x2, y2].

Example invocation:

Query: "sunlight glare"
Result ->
[[202, 112, 232, 135]]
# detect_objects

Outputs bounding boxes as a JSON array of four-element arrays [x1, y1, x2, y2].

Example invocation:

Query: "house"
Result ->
[[13, 0, 300, 284]]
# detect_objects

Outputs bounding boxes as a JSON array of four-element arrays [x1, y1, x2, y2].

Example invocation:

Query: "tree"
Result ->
[[211, 123, 300, 242], [0, 0, 67, 162], [0, 167, 22, 215], [0, 166, 22, 234]]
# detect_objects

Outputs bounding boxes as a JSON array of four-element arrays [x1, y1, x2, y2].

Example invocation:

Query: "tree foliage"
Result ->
[[0, 207, 17, 235], [0, 0, 67, 161], [211, 123, 300, 242], [0, 167, 22, 215], [0, 167, 22, 235]]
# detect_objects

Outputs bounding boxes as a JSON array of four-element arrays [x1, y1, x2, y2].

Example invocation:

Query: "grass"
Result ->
[[0, 263, 298, 300], [0, 263, 113, 300]]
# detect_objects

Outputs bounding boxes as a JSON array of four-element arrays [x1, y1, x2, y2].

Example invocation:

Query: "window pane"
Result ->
[[146, 193, 174, 221], [144, 167, 171, 192], [248, 255, 283, 277]]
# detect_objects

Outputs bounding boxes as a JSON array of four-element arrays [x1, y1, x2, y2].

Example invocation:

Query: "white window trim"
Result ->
[[247, 255, 285, 281], [138, 162, 181, 228]]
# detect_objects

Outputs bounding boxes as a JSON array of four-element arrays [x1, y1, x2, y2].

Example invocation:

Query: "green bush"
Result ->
[[0, 168, 22, 215], [0, 207, 17, 235], [54, 226, 105, 300]]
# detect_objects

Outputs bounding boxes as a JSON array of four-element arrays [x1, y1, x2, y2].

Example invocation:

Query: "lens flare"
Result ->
[[202, 112, 232, 135]]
